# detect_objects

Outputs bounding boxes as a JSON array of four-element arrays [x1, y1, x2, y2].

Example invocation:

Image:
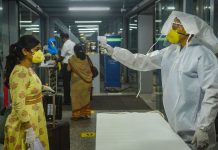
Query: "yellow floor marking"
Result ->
[[80, 132, 96, 138]]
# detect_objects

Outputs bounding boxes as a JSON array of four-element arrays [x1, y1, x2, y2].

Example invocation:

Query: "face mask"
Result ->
[[166, 29, 180, 44], [32, 50, 45, 63]]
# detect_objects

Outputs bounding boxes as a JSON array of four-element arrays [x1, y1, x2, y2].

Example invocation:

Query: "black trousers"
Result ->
[[62, 64, 71, 104]]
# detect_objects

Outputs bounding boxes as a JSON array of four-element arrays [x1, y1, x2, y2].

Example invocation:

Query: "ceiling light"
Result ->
[[75, 21, 102, 23], [130, 26, 137, 29], [79, 31, 96, 33], [20, 21, 32, 23], [155, 20, 162, 23], [130, 24, 137, 26], [77, 25, 99, 28], [69, 7, 110, 11], [78, 28, 98, 31], [167, 6, 175, 10], [0, 7, 3, 10], [204, 6, 211, 9], [25, 28, 39, 31], [32, 31, 40, 33], [20, 25, 39, 27]]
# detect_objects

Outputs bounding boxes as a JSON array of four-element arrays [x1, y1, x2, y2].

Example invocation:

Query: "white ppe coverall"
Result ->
[[111, 11, 218, 149]]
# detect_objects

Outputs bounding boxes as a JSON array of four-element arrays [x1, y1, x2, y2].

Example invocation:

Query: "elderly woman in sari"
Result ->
[[67, 44, 93, 120]]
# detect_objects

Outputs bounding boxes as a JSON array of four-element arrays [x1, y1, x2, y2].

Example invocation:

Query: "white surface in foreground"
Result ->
[[96, 112, 191, 150]]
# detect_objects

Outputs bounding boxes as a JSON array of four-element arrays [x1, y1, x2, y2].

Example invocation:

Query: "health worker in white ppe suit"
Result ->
[[101, 11, 218, 150]]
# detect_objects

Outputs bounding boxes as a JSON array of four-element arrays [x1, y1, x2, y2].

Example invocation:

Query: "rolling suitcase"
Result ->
[[47, 121, 70, 150], [44, 93, 70, 150], [43, 94, 62, 120]]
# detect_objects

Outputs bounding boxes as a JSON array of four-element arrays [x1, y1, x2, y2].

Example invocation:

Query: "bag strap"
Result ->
[[87, 55, 93, 67]]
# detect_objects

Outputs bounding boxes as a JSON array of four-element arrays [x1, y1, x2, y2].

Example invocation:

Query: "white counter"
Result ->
[[96, 112, 191, 150]]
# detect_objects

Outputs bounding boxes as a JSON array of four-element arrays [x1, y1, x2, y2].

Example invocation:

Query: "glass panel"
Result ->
[[214, 0, 218, 36], [0, 0, 2, 69], [126, 16, 138, 90], [193, 0, 211, 25], [19, 2, 41, 41], [202, 0, 211, 24], [128, 15, 138, 51], [0, 0, 2, 65], [0, 0, 2, 108]]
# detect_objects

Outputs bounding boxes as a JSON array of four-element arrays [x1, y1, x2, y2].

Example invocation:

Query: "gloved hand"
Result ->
[[42, 85, 55, 93], [191, 129, 209, 149], [25, 127, 36, 145], [99, 42, 114, 56]]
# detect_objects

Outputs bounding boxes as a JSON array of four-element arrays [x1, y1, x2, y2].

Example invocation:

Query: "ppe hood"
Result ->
[[161, 11, 218, 53]]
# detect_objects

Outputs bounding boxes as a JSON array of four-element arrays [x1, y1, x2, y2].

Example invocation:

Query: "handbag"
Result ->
[[91, 66, 98, 78], [87, 56, 99, 78]]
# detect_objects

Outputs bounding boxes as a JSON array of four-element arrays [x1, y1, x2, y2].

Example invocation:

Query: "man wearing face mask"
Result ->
[[101, 11, 218, 150], [4, 35, 54, 150]]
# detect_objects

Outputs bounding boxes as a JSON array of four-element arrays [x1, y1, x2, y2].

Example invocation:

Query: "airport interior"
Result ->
[[0, 0, 218, 150]]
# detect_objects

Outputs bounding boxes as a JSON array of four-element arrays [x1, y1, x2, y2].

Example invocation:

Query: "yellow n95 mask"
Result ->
[[32, 50, 45, 63], [166, 29, 180, 44]]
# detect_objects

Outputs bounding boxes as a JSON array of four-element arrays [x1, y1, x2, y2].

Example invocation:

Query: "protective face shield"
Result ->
[[161, 11, 218, 53], [32, 50, 45, 63], [161, 11, 199, 35]]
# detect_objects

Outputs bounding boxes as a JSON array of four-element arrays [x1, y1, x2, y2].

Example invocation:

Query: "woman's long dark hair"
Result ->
[[4, 35, 40, 88], [74, 43, 86, 60]]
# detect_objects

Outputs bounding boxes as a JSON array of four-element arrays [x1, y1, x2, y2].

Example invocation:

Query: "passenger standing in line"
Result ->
[[101, 11, 218, 150], [59, 33, 75, 105], [4, 35, 54, 150], [67, 44, 92, 120]]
